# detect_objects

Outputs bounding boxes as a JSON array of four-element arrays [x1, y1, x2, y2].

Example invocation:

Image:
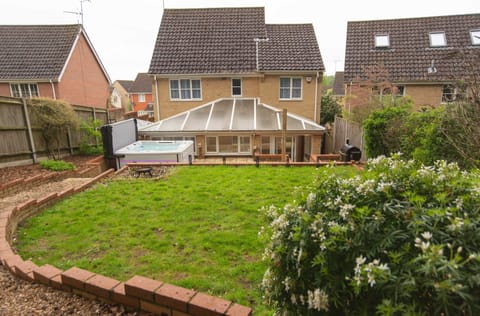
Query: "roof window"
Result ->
[[471, 30, 480, 46], [429, 32, 447, 47], [375, 34, 390, 48]]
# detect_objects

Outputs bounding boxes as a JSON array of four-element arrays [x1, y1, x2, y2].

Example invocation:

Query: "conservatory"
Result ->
[[138, 98, 325, 162]]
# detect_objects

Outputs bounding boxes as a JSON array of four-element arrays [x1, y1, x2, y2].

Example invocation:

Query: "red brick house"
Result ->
[[344, 13, 480, 108], [129, 73, 153, 117], [0, 24, 111, 109]]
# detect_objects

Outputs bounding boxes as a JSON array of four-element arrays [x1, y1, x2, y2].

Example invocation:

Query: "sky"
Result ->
[[1, 0, 478, 81]]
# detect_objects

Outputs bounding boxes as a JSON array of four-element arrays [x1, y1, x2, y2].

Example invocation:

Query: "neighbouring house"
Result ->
[[129, 73, 154, 117], [332, 71, 345, 98], [0, 24, 111, 109], [111, 80, 134, 111], [344, 13, 480, 109], [145, 7, 325, 161]]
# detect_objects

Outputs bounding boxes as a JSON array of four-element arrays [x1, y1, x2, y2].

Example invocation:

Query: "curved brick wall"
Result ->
[[0, 161, 252, 316]]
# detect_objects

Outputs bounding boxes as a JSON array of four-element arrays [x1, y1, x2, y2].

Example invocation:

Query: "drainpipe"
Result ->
[[314, 71, 320, 123], [154, 75, 160, 121], [50, 79, 57, 99]]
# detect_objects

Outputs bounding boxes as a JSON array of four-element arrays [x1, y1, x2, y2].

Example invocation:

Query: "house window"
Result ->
[[279, 77, 302, 100], [206, 136, 251, 154], [232, 79, 242, 96], [170, 79, 201, 100], [442, 84, 466, 103], [260, 136, 294, 158], [471, 30, 480, 46], [429, 32, 447, 47], [10, 83, 39, 98], [374, 34, 390, 48], [138, 93, 146, 102]]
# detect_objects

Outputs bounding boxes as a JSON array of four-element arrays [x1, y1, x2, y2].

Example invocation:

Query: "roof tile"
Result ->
[[344, 13, 480, 82], [0, 25, 81, 80]]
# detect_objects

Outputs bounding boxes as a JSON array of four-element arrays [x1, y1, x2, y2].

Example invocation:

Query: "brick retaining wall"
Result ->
[[0, 161, 253, 315]]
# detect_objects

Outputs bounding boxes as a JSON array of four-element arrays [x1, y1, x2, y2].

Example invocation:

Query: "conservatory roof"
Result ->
[[139, 98, 325, 134]]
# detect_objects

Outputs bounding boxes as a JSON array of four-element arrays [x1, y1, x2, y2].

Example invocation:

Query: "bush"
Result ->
[[39, 159, 75, 171], [362, 105, 410, 158], [261, 155, 480, 315]]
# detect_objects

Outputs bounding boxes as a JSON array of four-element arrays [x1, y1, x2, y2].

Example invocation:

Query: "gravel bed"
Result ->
[[0, 155, 155, 315]]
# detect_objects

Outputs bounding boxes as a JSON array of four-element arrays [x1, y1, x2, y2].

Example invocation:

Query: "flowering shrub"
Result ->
[[261, 155, 480, 315]]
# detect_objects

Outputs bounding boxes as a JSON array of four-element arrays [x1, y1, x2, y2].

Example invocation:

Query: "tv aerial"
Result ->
[[64, 0, 91, 25]]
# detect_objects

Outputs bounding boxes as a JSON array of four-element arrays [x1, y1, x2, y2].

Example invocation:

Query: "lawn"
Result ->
[[16, 165, 355, 315]]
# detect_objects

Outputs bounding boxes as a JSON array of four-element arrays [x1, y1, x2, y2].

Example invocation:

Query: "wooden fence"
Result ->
[[0, 96, 111, 167], [323, 116, 367, 161]]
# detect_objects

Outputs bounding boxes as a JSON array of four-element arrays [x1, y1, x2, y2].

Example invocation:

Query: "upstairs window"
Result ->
[[138, 93, 145, 102], [10, 83, 39, 98], [232, 78, 242, 96], [280, 77, 302, 100], [375, 34, 390, 48], [170, 79, 201, 100], [471, 30, 480, 46], [442, 84, 466, 103], [429, 32, 447, 47]]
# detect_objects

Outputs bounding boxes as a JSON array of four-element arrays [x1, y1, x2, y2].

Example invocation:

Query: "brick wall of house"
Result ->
[[405, 85, 443, 107], [0, 84, 11, 96], [345, 83, 445, 109], [153, 74, 322, 122], [131, 93, 153, 112], [57, 33, 110, 109]]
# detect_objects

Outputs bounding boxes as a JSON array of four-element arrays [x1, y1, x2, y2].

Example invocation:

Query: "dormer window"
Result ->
[[375, 34, 390, 48], [471, 30, 480, 46], [429, 32, 447, 47]]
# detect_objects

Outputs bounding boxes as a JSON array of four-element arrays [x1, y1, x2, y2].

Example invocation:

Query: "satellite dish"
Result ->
[[427, 60, 437, 74]]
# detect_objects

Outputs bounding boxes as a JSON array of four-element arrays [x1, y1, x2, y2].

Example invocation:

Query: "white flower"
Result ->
[[356, 256, 366, 265], [306, 192, 316, 209], [307, 289, 329, 311], [421, 231, 432, 240]]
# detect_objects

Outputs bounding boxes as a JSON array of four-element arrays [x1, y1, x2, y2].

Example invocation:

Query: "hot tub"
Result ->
[[115, 140, 194, 167]]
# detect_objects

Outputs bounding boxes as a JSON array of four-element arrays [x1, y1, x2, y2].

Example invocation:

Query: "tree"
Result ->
[[28, 98, 79, 159], [320, 92, 342, 125]]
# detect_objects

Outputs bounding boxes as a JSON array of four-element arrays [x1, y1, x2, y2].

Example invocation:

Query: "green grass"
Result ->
[[16, 165, 355, 315]]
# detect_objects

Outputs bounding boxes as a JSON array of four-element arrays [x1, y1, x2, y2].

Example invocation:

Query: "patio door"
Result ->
[[260, 136, 295, 160]]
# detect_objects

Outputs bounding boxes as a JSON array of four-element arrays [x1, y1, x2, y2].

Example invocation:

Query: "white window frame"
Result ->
[[169, 79, 202, 101], [231, 78, 242, 96], [441, 84, 466, 103], [470, 29, 480, 46], [279, 77, 302, 100], [137, 93, 146, 102], [10, 83, 39, 98], [205, 135, 251, 154], [429, 32, 447, 47], [375, 34, 390, 48]]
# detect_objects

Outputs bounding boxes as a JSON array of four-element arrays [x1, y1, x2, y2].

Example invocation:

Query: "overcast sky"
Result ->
[[1, 0, 478, 81]]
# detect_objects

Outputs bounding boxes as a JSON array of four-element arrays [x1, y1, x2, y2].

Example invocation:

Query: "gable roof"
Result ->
[[149, 7, 323, 75], [0, 24, 110, 82], [115, 80, 134, 92], [259, 24, 324, 71], [130, 73, 152, 93], [344, 13, 480, 83]]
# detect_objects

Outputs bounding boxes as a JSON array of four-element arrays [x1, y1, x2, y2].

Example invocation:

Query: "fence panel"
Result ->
[[0, 97, 111, 166], [333, 117, 366, 161]]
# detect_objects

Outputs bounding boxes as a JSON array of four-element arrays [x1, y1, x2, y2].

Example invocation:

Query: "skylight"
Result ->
[[471, 30, 480, 46], [429, 32, 447, 47], [375, 34, 390, 48]]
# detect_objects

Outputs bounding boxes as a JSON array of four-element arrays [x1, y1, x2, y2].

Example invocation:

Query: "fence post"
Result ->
[[67, 127, 74, 154], [22, 98, 37, 164]]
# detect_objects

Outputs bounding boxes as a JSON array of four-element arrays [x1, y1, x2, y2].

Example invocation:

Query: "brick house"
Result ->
[[129, 73, 154, 117], [144, 7, 325, 161], [111, 80, 133, 111], [344, 13, 480, 108], [0, 25, 111, 109]]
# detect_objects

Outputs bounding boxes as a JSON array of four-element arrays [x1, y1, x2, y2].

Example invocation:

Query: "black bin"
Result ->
[[339, 140, 362, 162]]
